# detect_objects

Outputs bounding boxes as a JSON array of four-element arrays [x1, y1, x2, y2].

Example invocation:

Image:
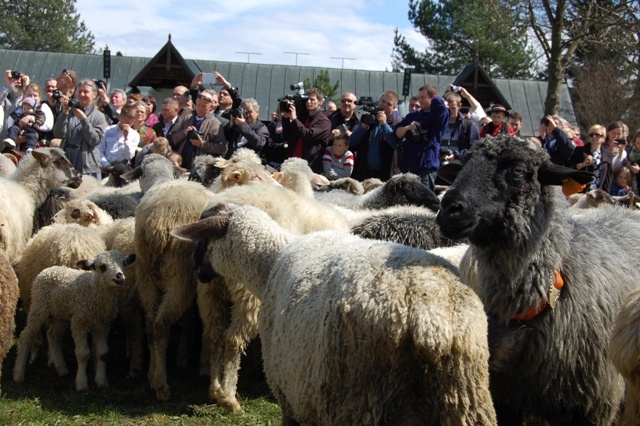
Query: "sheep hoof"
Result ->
[[223, 400, 243, 414], [76, 383, 89, 392]]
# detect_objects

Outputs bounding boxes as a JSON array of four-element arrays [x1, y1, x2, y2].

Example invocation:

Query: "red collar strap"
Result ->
[[512, 270, 564, 321]]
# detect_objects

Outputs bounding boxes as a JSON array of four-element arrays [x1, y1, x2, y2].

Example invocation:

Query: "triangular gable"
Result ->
[[128, 35, 196, 89], [453, 61, 512, 111]]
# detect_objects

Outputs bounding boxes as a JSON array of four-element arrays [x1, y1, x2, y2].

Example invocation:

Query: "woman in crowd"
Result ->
[[53, 79, 107, 178], [574, 124, 613, 193], [131, 100, 157, 147], [143, 95, 158, 127]]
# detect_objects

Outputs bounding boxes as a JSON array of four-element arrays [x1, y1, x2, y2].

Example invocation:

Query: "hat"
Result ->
[[21, 97, 37, 110], [489, 104, 507, 114]]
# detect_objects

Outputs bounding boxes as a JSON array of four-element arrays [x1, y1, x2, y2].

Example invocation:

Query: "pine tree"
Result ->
[[0, 0, 94, 53], [303, 71, 340, 103]]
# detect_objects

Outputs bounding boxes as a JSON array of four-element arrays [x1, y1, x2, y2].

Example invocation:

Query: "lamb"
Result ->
[[0, 148, 81, 264], [52, 198, 114, 228], [171, 203, 496, 425], [0, 251, 18, 394], [273, 157, 330, 198], [313, 176, 365, 195], [314, 172, 441, 212], [17, 224, 106, 310], [569, 188, 639, 210], [435, 134, 640, 424], [13, 250, 136, 391]]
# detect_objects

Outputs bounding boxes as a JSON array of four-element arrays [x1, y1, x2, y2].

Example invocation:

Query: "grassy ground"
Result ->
[[0, 308, 281, 425]]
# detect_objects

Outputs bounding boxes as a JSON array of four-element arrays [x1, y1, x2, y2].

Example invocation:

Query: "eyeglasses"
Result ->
[[340, 99, 354, 103], [197, 94, 212, 102], [588, 133, 603, 138], [173, 91, 188, 97]]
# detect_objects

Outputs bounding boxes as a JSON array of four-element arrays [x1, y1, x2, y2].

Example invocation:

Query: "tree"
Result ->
[[303, 70, 340, 103], [392, 0, 537, 79], [0, 0, 94, 54]]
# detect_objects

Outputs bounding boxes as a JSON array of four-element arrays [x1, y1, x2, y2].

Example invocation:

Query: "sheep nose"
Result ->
[[113, 272, 125, 284], [439, 188, 467, 216]]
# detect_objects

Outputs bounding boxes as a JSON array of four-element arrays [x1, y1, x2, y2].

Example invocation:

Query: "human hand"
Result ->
[[376, 110, 387, 125], [629, 163, 640, 174], [121, 123, 131, 138], [71, 106, 87, 121], [214, 71, 230, 88], [232, 114, 246, 126], [191, 72, 203, 90], [19, 115, 34, 129], [19, 73, 30, 88], [544, 115, 557, 132], [288, 103, 297, 121]]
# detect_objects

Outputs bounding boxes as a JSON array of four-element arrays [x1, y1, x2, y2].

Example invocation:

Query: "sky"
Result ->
[[74, 0, 428, 72]]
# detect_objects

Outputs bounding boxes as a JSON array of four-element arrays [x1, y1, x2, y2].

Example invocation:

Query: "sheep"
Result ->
[[120, 153, 185, 194], [18, 224, 106, 311], [52, 198, 114, 228], [13, 250, 136, 391], [273, 157, 330, 198], [362, 177, 384, 193], [351, 207, 458, 250], [0, 251, 18, 394], [313, 177, 365, 195], [171, 203, 496, 425], [0, 153, 17, 177], [569, 188, 639, 210], [188, 154, 224, 188], [314, 172, 441, 212], [435, 134, 640, 424], [0, 148, 81, 264], [610, 287, 640, 426]]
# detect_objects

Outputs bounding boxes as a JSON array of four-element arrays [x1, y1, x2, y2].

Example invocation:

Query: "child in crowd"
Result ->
[[167, 152, 183, 168], [323, 131, 354, 180], [3, 97, 46, 152], [610, 166, 633, 196]]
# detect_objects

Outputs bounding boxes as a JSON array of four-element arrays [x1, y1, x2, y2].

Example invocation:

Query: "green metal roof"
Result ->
[[0, 48, 575, 136]]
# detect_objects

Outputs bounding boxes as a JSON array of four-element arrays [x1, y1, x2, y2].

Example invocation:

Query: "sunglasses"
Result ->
[[588, 133, 603, 138], [197, 94, 213, 102]]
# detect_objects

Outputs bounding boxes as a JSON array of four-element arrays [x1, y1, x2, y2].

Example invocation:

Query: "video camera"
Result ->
[[278, 82, 309, 116], [356, 96, 383, 126], [230, 96, 245, 119]]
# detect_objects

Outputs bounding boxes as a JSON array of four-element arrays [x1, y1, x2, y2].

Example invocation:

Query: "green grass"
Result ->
[[0, 311, 281, 425]]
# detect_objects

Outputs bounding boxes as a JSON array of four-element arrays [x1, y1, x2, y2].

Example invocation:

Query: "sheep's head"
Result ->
[[188, 155, 223, 187], [121, 154, 184, 193], [52, 199, 104, 227], [436, 135, 593, 247], [32, 148, 82, 189], [385, 173, 441, 212], [76, 250, 136, 286]]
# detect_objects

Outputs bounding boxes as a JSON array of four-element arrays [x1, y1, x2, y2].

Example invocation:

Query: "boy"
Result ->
[[323, 131, 354, 180], [3, 97, 46, 152]]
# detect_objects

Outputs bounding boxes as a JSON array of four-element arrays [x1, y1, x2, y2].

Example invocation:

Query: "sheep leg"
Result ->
[[138, 278, 160, 389], [176, 303, 197, 369], [122, 307, 145, 379], [214, 285, 260, 414], [71, 324, 91, 391], [46, 318, 69, 376], [92, 328, 109, 387], [13, 324, 38, 383]]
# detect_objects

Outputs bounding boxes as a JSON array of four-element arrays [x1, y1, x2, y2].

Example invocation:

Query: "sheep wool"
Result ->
[[0, 251, 18, 394], [172, 204, 496, 425]]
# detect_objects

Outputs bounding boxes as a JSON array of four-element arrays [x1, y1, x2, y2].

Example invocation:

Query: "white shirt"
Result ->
[[99, 123, 140, 167]]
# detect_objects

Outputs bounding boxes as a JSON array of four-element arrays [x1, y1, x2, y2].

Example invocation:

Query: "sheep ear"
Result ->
[[311, 173, 330, 186], [537, 163, 594, 186], [214, 158, 228, 169], [31, 150, 51, 167], [170, 215, 230, 243], [70, 208, 82, 219], [272, 171, 284, 182], [437, 162, 463, 185], [77, 259, 95, 271], [120, 166, 142, 181], [123, 253, 136, 267]]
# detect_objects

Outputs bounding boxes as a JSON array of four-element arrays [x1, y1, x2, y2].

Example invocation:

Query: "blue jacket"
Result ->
[[393, 97, 449, 174], [543, 127, 575, 166]]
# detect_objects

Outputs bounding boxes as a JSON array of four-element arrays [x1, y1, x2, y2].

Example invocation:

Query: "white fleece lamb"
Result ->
[[171, 204, 496, 425]]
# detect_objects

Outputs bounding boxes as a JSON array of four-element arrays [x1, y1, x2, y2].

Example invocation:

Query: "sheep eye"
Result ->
[[511, 165, 526, 176], [99, 264, 107, 272]]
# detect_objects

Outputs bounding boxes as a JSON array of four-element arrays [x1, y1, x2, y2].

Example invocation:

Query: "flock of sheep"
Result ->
[[1, 134, 640, 425]]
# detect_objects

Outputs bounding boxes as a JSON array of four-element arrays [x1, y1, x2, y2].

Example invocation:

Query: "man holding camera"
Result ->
[[97, 87, 126, 125], [349, 91, 401, 181], [440, 90, 479, 164], [223, 98, 269, 159], [538, 114, 575, 166], [281, 87, 331, 173], [394, 84, 449, 191], [1, 69, 30, 143], [172, 90, 227, 169]]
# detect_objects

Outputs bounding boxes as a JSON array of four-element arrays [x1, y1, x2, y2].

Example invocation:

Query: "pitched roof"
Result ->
[[0, 47, 575, 136]]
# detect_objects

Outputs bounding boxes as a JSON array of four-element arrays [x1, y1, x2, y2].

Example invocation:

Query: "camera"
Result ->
[[230, 97, 244, 119], [540, 117, 550, 126], [449, 85, 461, 93], [67, 99, 81, 109], [187, 129, 204, 140], [356, 96, 382, 126], [93, 79, 107, 90], [10, 70, 21, 79], [615, 138, 627, 145], [405, 126, 427, 143], [278, 82, 308, 115], [51, 89, 62, 101]]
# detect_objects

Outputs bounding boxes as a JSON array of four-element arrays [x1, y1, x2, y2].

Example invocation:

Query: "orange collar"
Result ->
[[512, 270, 564, 321]]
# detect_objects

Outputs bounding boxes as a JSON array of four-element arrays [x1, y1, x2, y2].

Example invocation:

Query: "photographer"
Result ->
[[97, 87, 126, 125], [349, 91, 401, 181], [53, 79, 107, 178], [1, 69, 30, 142], [172, 90, 227, 169], [394, 84, 449, 191], [223, 98, 269, 159], [538, 115, 575, 166], [281, 87, 331, 173], [440, 90, 479, 164], [329, 91, 358, 133], [190, 71, 238, 122]]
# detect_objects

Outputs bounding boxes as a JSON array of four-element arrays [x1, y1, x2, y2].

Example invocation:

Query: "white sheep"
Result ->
[[0, 251, 18, 394], [0, 148, 81, 264], [0, 153, 17, 177], [52, 198, 114, 228], [13, 250, 136, 391], [171, 203, 496, 425]]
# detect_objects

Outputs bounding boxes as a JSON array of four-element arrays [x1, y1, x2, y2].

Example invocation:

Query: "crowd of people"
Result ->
[[1, 67, 638, 195]]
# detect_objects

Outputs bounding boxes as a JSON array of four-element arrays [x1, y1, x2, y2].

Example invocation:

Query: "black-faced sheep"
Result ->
[[436, 134, 640, 424], [14, 250, 136, 391], [0, 148, 81, 264], [171, 203, 496, 425], [0, 251, 18, 394]]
